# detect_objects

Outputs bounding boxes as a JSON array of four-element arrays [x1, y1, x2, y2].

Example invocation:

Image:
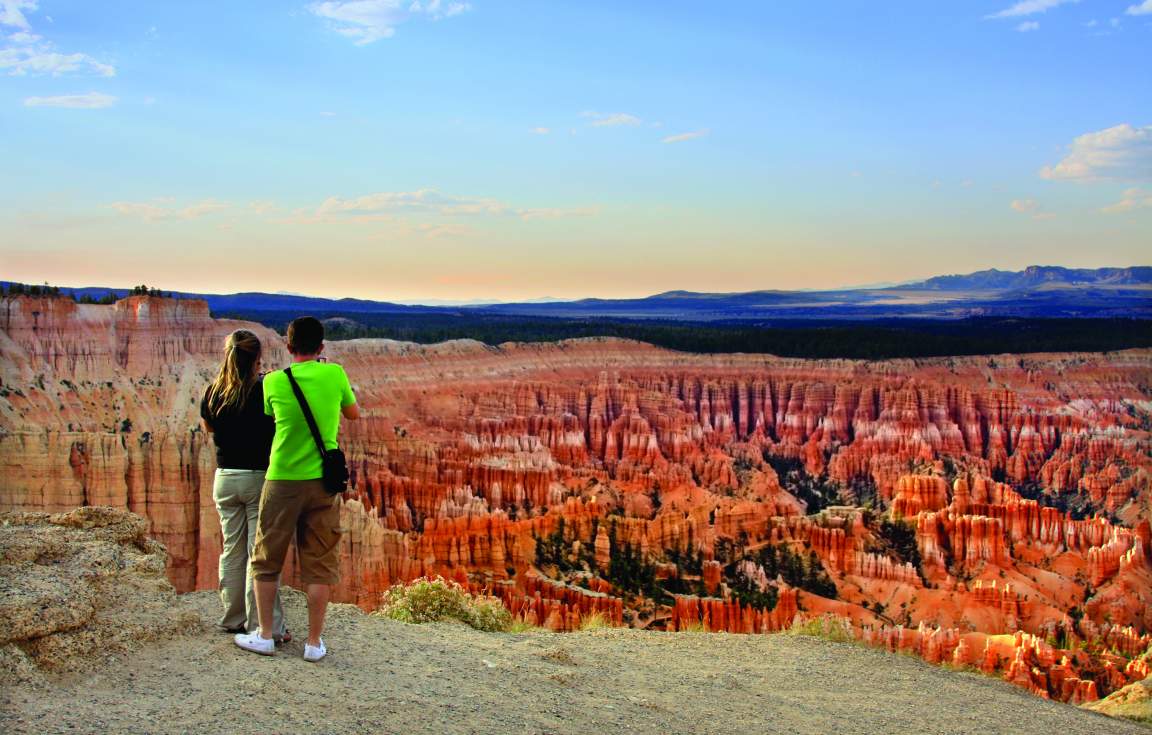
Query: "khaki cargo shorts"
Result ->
[[250, 479, 342, 585]]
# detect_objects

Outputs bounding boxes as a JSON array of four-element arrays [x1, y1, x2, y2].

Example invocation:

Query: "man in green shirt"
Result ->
[[235, 316, 359, 662]]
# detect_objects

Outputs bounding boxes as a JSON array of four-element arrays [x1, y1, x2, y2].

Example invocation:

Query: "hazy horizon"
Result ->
[[2, 1, 1150, 301], [5, 262, 1152, 305]]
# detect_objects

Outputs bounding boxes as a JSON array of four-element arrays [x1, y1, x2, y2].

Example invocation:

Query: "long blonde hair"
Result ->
[[205, 330, 262, 416]]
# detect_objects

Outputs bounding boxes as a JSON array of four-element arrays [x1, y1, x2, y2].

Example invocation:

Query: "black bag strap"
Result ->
[[284, 367, 327, 460]]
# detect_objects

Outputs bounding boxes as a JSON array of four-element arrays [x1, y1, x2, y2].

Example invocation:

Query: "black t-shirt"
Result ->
[[200, 379, 275, 471]]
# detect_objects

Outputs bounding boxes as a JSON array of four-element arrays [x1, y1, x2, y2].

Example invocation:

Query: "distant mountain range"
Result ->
[[474, 265, 1152, 320], [6, 265, 1150, 321], [900, 265, 1152, 291]]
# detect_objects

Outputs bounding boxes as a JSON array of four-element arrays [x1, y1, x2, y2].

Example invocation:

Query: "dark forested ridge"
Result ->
[[216, 310, 1152, 359], [5, 268, 1150, 358]]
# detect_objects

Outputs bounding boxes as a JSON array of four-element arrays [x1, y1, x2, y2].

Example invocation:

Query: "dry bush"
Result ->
[[374, 576, 513, 633]]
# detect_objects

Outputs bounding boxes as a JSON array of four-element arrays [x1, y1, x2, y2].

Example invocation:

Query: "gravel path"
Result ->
[[2, 590, 1142, 735]]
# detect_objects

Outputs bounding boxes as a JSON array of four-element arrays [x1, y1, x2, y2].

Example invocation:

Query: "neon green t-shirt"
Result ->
[[263, 360, 357, 481]]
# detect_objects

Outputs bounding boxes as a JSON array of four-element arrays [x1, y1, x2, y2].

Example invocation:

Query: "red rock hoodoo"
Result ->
[[2, 294, 1150, 702]]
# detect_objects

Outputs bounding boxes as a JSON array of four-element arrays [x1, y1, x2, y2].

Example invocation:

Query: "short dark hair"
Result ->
[[287, 316, 324, 354]]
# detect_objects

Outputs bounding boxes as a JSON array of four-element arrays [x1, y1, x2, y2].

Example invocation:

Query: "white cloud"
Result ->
[[248, 200, 277, 215], [1016, 21, 1040, 31], [1010, 198, 1055, 219], [320, 110, 337, 117], [309, 188, 596, 222], [0, 1, 35, 30], [986, 0, 1078, 19], [530, 126, 550, 135], [0, 1, 115, 76], [309, 0, 470, 45], [23, 91, 116, 108], [1100, 188, 1152, 214], [1, 44, 115, 76], [410, 0, 470, 18], [1126, 0, 1152, 15], [110, 199, 230, 221], [661, 129, 709, 144], [415, 222, 471, 238], [1040, 124, 1152, 182], [582, 111, 642, 127]]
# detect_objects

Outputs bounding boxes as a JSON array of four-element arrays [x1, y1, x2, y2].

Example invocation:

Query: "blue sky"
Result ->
[[1, 0, 1150, 301]]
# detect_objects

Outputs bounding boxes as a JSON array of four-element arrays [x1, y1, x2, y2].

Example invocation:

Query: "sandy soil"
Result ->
[[2, 589, 1144, 735]]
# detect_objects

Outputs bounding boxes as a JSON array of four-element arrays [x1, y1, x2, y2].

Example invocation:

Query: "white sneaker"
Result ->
[[303, 638, 326, 663], [234, 630, 276, 656]]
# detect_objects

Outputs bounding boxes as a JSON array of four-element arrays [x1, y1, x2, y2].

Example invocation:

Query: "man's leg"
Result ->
[[245, 480, 301, 646], [306, 583, 330, 647], [299, 481, 343, 653], [242, 473, 284, 637], [255, 578, 279, 640]]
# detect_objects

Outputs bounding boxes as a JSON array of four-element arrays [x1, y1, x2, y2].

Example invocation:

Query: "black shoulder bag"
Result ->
[[284, 366, 349, 495]]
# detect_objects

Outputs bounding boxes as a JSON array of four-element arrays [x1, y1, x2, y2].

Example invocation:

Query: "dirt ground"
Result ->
[[1, 589, 1144, 735]]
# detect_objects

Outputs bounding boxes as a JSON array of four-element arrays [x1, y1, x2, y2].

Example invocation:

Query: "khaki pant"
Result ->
[[251, 479, 343, 586], [213, 469, 285, 635]]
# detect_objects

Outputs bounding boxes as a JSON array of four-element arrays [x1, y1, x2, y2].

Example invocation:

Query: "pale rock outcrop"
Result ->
[[0, 506, 200, 684]]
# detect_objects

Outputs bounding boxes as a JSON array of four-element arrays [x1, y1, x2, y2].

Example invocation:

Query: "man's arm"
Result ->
[[338, 365, 359, 420], [263, 372, 276, 416]]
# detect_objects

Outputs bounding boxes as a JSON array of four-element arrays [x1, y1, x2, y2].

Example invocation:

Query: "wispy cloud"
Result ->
[[582, 111, 642, 127], [0, 1, 115, 76], [1126, 0, 1152, 15], [23, 91, 116, 108], [287, 189, 596, 224], [1016, 21, 1040, 31], [530, 126, 550, 135], [661, 129, 709, 144], [1100, 188, 1152, 214], [1010, 199, 1055, 219], [309, 0, 471, 45], [416, 222, 471, 238], [1040, 124, 1152, 182], [985, 0, 1078, 19], [0, 0, 34, 30], [110, 199, 231, 221]]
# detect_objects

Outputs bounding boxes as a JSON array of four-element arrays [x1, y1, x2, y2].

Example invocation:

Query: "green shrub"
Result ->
[[506, 618, 541, 633], [375, 576, 514, 632], [787, 615, 856, 644], [578, 612, 611, 631], [466, 596, 514, 633]]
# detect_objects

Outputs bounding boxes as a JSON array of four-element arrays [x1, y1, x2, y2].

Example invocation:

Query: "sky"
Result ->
[[1, 0, 1150, 303]]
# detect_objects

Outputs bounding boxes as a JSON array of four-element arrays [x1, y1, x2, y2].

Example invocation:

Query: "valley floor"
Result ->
[[1, 590, 1143, 735]]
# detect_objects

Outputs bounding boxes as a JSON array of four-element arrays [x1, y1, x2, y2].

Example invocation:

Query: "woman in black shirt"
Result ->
[[201, 329, 287, 640]]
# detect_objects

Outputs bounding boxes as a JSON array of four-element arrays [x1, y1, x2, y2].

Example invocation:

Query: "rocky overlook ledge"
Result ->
[[0, 507, 1146, 734]]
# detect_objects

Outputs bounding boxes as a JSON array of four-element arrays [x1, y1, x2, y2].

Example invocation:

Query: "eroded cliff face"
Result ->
[[2, 295, 1151, 702], [0, 296, 288, 590]]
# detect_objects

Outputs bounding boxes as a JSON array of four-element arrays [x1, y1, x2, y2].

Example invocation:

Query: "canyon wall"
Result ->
[[2, 294, 1150, 702]]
